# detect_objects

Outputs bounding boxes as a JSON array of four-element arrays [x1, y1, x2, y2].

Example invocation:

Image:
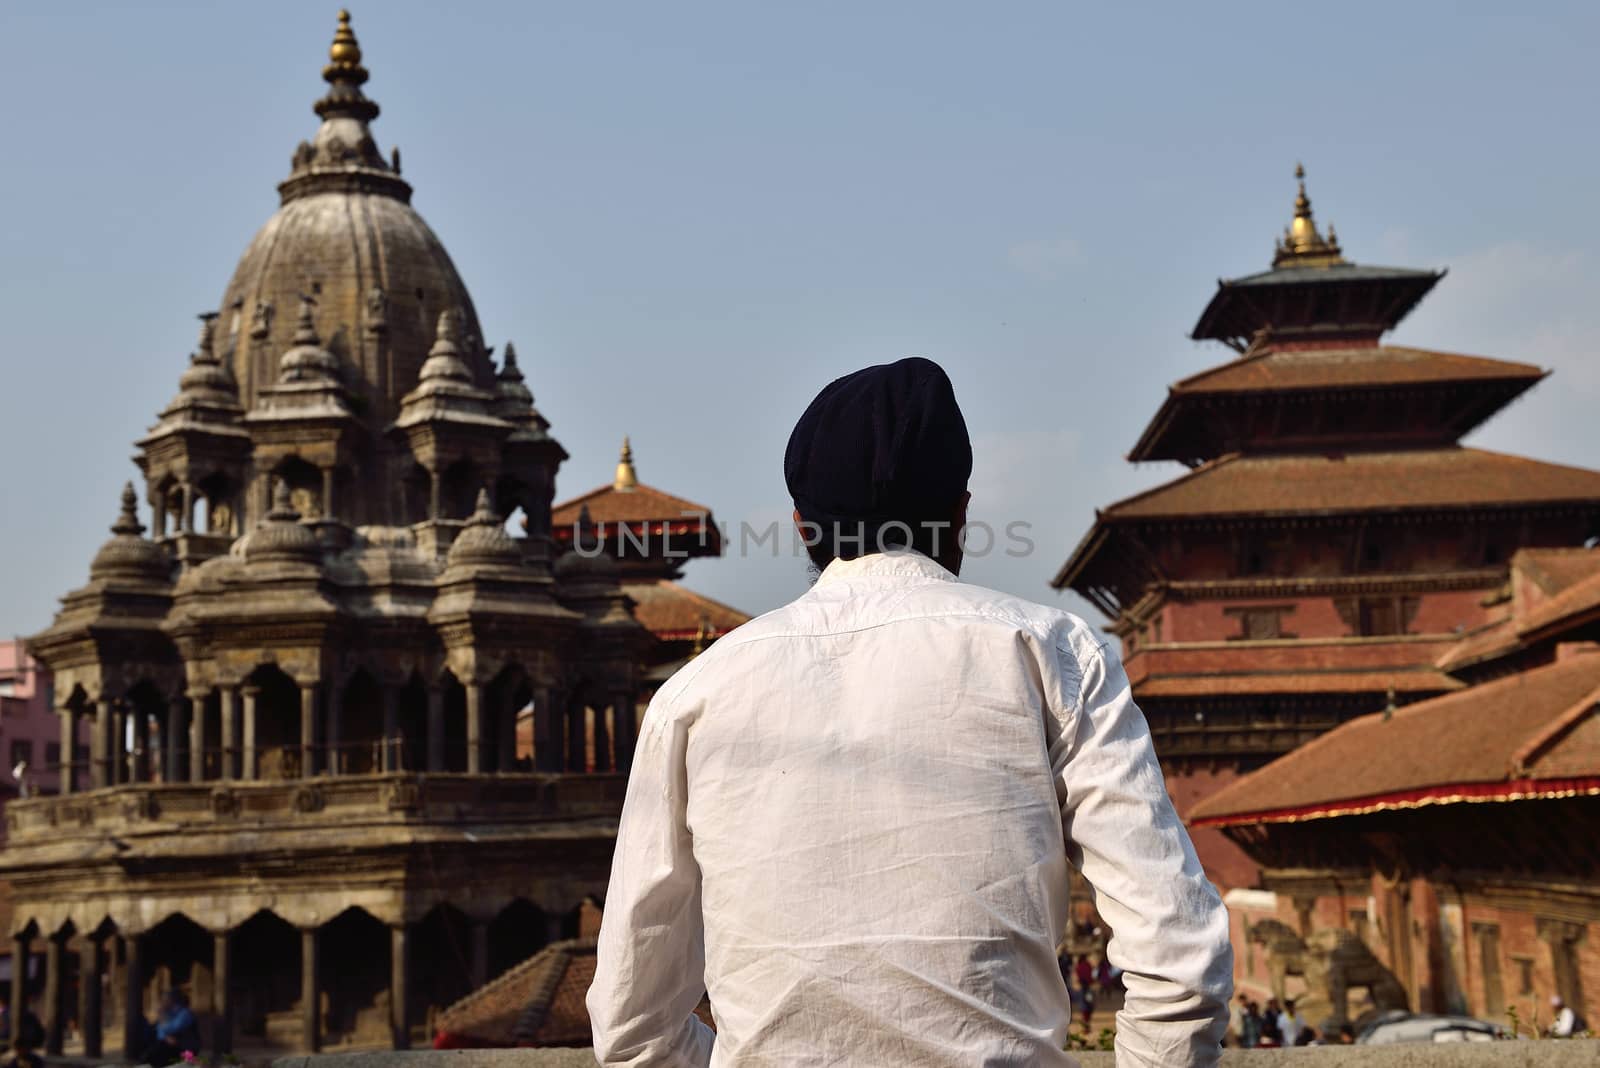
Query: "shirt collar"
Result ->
[[814, 549, 957, 588]]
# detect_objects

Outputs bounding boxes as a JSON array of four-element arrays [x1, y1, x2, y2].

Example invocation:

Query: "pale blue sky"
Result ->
[[3, 1, 1599, 638]]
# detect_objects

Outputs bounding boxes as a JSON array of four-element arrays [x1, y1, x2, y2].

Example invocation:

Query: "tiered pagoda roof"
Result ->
[[550, 438, 723, 575], [1189, 651, 1600, 828], [1054, 165, 1600, 618]]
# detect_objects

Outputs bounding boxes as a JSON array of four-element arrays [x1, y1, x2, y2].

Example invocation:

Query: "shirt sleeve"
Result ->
[[587, 691, 716, 1068], [1050, 636, 1233, 1068]]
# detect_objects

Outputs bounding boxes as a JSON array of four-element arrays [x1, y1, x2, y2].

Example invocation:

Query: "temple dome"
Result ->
[[90, 483, 172, 584], [216, 11, 490, 430], [447, 490, 523, 568]]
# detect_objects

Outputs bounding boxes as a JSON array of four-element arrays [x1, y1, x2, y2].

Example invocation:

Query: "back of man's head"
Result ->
[[785, 356, 971, 570]]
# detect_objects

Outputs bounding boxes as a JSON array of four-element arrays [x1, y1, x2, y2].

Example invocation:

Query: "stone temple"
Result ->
[[2, 11, 683, 1057]]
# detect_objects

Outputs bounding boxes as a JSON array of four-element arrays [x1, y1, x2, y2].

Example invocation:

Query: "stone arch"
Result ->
[[484, 664, 532, 773], [338, 669, 384, 775], [143, 913, 213, 1013], [397, 672, 428, 772], [438, 671, 468, 773], [195, 688, 223, 781], [124, 679, 167, 783], [439, 457, 480, 520], [410, 905, 472, 1026], [487, 899, 548, 981], [401, 462, 431, 525], [196, 470, 241, 536], [320, 907, 391, 1047], [271, 455, 322, 519], [230, 910, 300, 1045], [244, 665, 302, 781]]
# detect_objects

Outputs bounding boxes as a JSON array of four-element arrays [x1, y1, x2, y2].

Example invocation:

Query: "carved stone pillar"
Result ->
[[611, 689, 637, 773], [165, 695, 188, 783], [93, 697, 114, 789], [566, 699, 587, 772], [219, 688, 238, 780], [130, 709, 151, 784], [499, 689, 519, 773], [301, 926, 320, 1052], [382, 684, 401, 772], [428, 469, 441, 522], [593, 702, 612, 773], [534, 687, 561, 773], [390, 925, 410, 1050], [240, 686, 259, 782], [43, 931, 65, 1055], [211, 930, 232, 1055], [326, 683, 345, 776], [189, 691, 209, 782], [80, 933, 105, 1058], [111, 704, 128, 785], [122, 932, 144, 1060], [58, 706, 76, 795], [426, 685, 445, 773], [11, 929, 32, 1040], [320, 466, 335, 521], [465, 682, 484, 774], [299, 683, 318, 779]]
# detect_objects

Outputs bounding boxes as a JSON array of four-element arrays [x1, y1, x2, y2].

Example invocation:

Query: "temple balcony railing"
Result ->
[[2, 769, 627, 846]]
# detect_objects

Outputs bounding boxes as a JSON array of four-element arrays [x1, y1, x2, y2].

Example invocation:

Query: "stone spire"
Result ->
[[89, 483, 171, 582], [156, 312, 243, 424], [280, 9, 409, 204], [277, 295, 341, 383], [395, 309, 502, 429], [614, 437, 638, 491], [447, 488, 523, 568], [493, 342, 553, 440], [1272, 163, 1345, 269]]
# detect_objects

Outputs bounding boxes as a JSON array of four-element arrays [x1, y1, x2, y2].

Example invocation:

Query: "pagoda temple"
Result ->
[[0, 12, 736, 1058], [550, 438, 751, 686], [1053, 166, 1600, 903]]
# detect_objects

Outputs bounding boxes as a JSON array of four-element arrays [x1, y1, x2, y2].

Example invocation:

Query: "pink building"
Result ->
[[0, 640, 85, 796]]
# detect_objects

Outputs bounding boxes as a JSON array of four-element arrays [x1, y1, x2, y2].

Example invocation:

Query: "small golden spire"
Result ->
[[323, 9, 369, 84], [613, 436, 638, 491], [1272, 162, 1345, 268]]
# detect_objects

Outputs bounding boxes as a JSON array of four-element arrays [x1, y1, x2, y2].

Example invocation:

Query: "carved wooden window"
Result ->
[[1511, 956, 1535, 996], [9, 739, 31, 767], [1473, 923, 1504, 1018], [1225, 606, 1296, 641], [1337, 596, 1420, 637]]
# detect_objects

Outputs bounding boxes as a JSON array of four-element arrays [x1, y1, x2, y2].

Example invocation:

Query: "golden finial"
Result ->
[[613, 436, 638, 491], [689, 614, 711, 659], [1272, 162, 1345, 269], [323, 9, 370, 84]]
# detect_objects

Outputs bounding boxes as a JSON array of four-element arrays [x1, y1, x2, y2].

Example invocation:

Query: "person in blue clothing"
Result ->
[[138, 989, 200, 1067]]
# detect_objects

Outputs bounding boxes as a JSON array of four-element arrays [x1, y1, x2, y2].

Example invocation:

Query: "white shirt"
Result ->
[[589, 551, 1232, 1066]]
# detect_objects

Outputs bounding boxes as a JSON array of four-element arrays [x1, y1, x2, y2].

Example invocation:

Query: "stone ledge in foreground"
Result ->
[[276, 1040, 1594, 1068]]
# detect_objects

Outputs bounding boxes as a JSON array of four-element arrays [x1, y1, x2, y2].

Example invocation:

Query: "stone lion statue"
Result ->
[[1247, 919, 1409, 1031]]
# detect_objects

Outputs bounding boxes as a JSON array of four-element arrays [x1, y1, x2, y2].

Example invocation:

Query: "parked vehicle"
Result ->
[[1358, 1011, 1507, 1044]]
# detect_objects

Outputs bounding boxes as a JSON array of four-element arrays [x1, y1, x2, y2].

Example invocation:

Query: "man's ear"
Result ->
[[954, 491, 971, 530]]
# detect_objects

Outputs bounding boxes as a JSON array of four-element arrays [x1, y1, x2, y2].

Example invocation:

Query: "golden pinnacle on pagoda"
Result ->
[[324, 9, 367, 81], [1272, 162, 1345, 268], [614, 436, 638, 491]]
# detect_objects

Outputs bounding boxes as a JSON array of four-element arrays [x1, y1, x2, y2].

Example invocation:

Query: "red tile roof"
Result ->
[[623, 581, 751, 641], [1189, 653, 1600, 826], [1169, 345, 1544, 395], [433, 938, 598, 1048], [1435, 551, 1600, 671], [1136, 668, 1460, 699], [552, 482, 712, 527], [1102, 448, 1600, 521]]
